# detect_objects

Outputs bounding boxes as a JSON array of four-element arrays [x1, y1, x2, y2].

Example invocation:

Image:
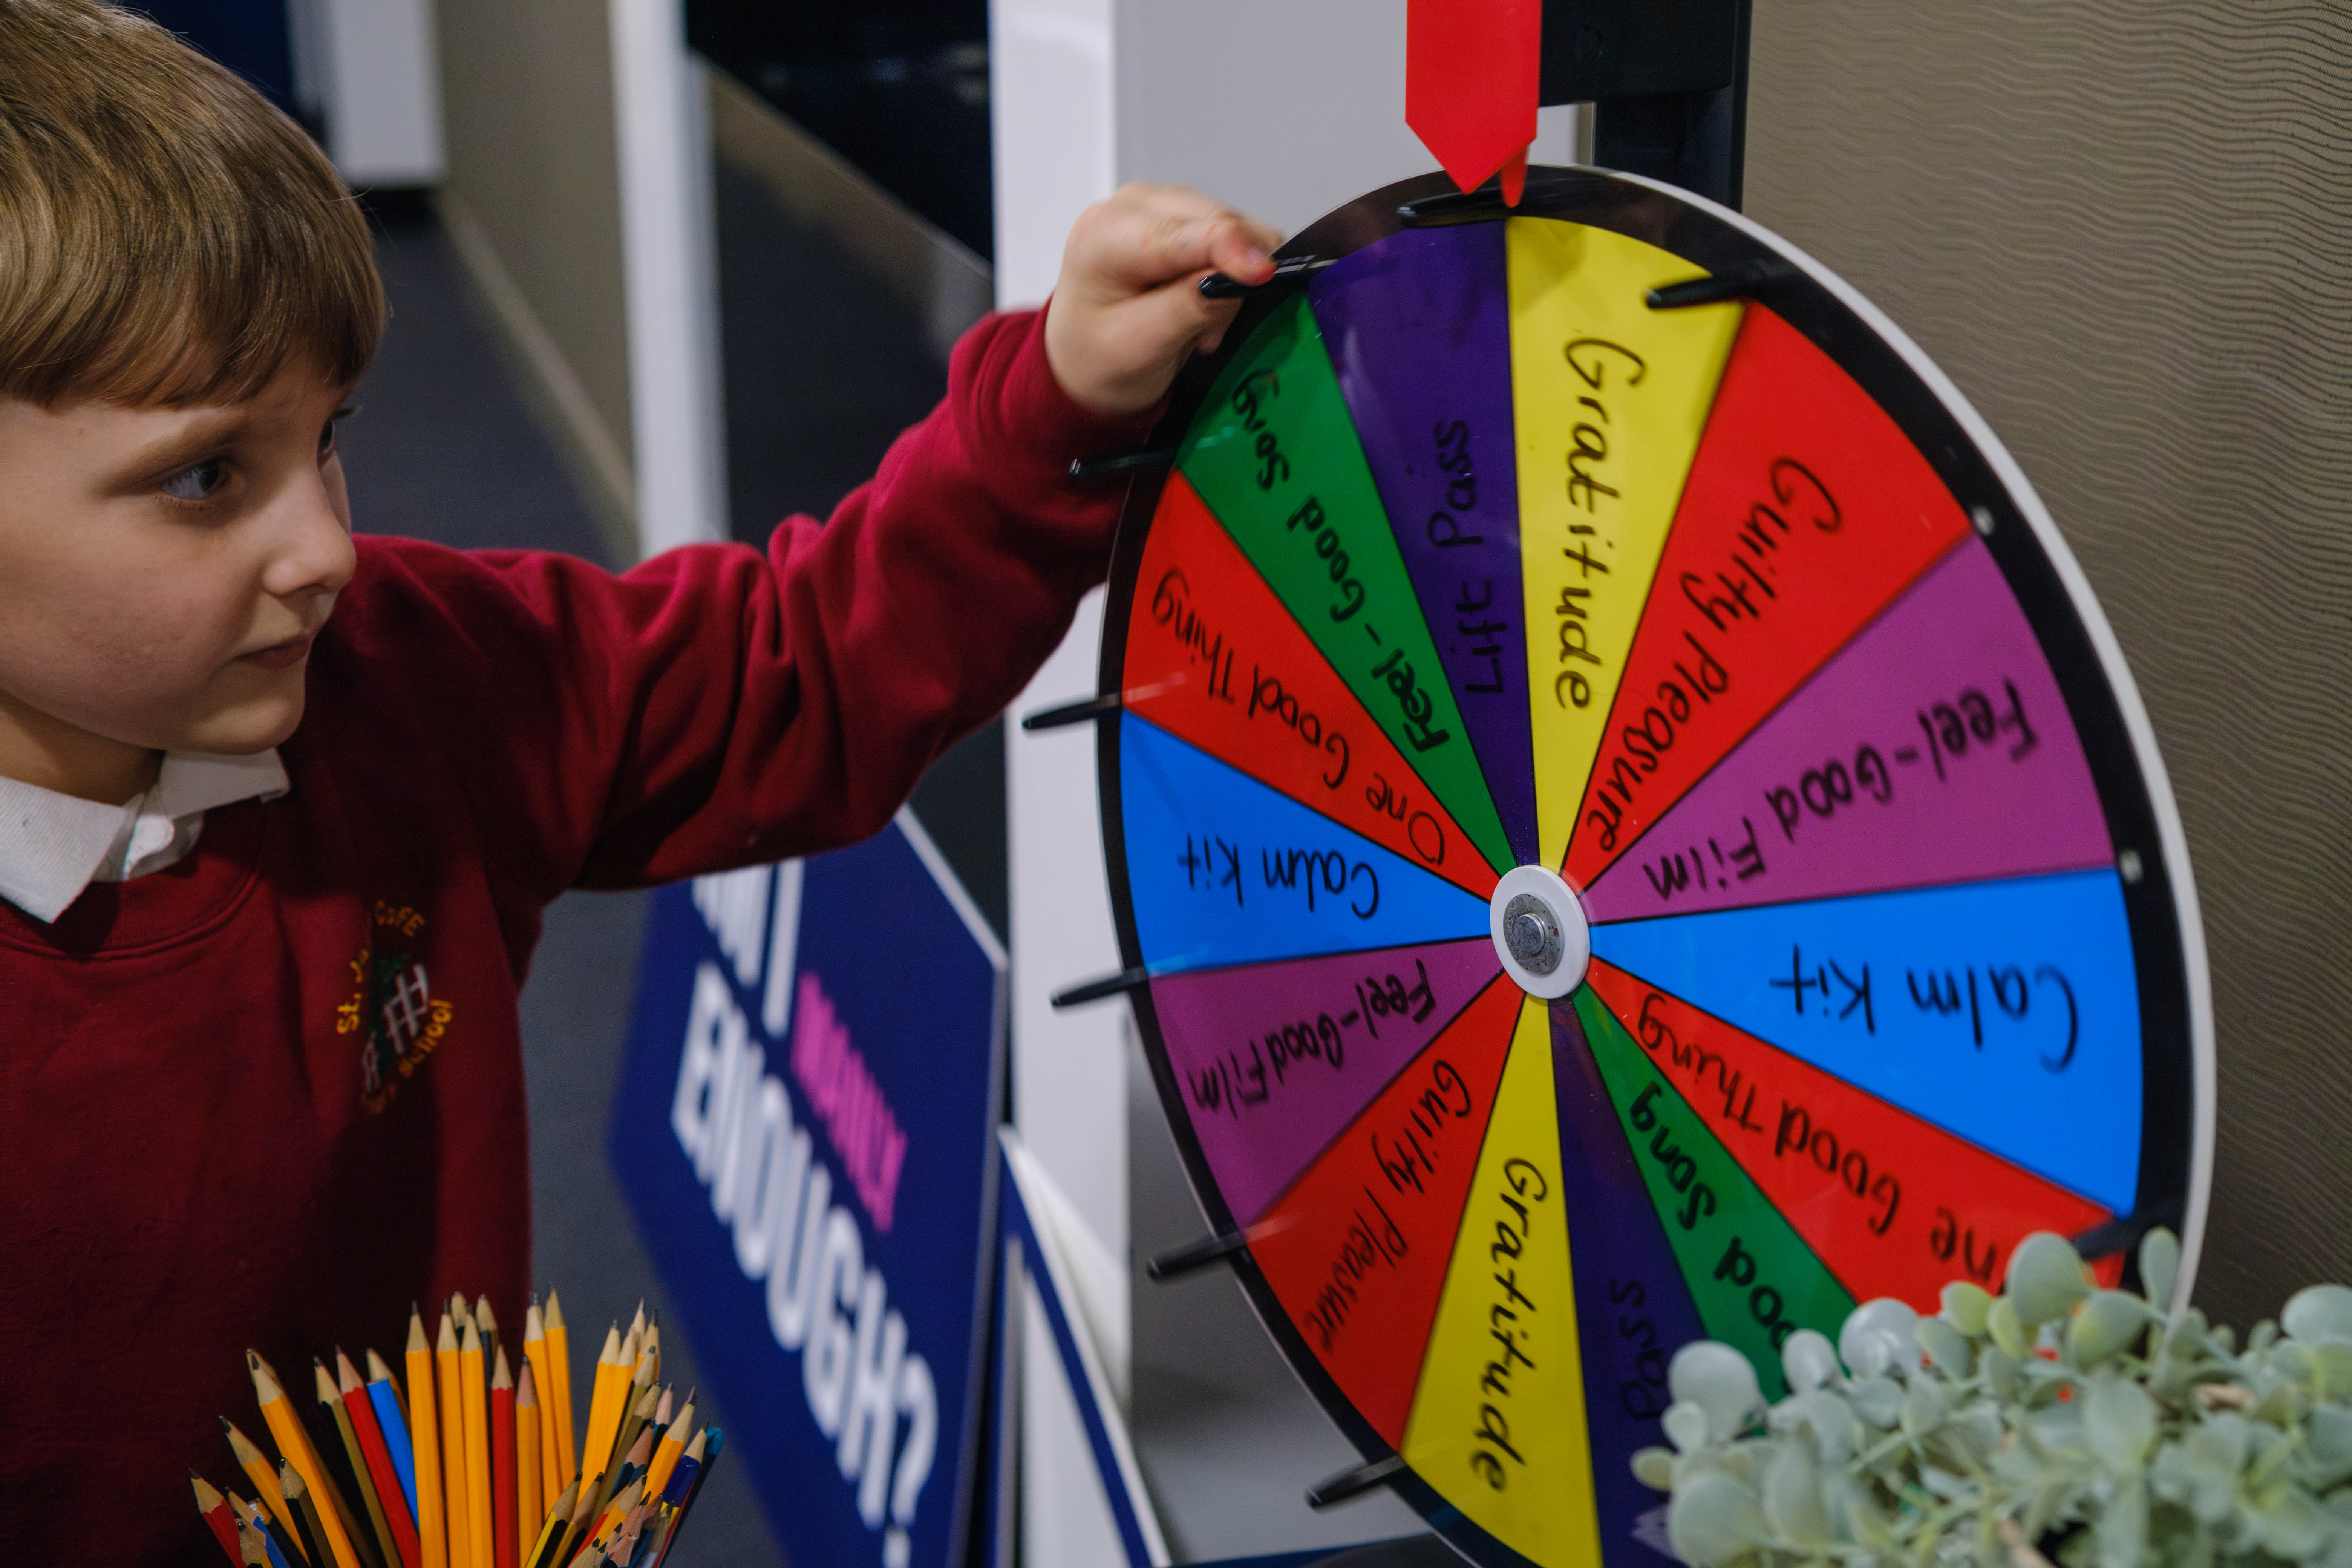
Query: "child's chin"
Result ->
[[184, 691, 308, 755]]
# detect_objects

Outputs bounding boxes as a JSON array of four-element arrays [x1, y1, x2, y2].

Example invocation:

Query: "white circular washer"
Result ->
[[1488, 864, 1591, 1000]]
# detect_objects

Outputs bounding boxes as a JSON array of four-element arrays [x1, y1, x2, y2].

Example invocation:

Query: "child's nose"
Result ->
[[260, 478, 358, 603]]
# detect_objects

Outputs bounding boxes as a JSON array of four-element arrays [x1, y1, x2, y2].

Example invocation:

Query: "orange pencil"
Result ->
[[460, 1316, 494, 1568], [643, 1397, 694, 1504], [490, 1348, 518, 1568], [249, 1354, 363, 1568], [338, 1351, 421, 1568], [576, 1326, 625, 1491], [221, 1418, 295, 1551], [541, 1292, 576, 1496], [194, 1472, 242, 1565], [520, 1301, 561, 1509], [407, 1307, 447, 1568], [404, 1309, 448, 1568], [513, 1360, 542, 1564], [436, 1312, 472, 1568]]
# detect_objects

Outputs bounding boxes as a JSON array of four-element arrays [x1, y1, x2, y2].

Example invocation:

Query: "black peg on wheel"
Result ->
[[1646, 267, 1776, 310], [1069, 447, 1176, 481], [2072, 1200, 2185, 1262], [1306, 1454, 1409, 1510], [1198, 255, 1337, 299], [1144, 1230, 1249, 1282], [1049, 966, 1151, 1009], [1021, 693, 1122, 732]]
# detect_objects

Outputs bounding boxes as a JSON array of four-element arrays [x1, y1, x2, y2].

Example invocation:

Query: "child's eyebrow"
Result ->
[[108, 407, 251, 484]]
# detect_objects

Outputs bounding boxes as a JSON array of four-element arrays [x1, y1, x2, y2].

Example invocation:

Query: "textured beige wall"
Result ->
[[435, 0, 634, 540], [1744, 2, 2351, 1327]]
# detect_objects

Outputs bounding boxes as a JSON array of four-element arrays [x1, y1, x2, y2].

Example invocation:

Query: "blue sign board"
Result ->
[[612, 811, 1007, 1568]]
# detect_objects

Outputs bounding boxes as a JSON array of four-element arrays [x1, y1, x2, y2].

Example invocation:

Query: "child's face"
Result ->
[[0, 362, 356, 785]]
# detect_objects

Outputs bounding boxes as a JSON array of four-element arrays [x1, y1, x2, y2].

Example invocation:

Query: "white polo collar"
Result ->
[[0, 749, 289, 923]]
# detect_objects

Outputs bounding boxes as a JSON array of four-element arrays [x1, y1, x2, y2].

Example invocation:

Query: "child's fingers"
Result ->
[[1112, 269, 1243, 368], [1074, 184, 1282, 293]]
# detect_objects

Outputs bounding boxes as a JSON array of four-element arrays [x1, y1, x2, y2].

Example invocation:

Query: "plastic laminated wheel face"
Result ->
[[1092, 167, 2211, 1568]]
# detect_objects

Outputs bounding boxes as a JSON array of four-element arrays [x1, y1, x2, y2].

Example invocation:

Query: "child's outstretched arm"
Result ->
[[327, 185, 1280, 900]]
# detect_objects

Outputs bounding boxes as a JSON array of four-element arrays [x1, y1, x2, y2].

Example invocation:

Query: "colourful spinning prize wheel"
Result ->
[[1093, 170, 2209, 1567]]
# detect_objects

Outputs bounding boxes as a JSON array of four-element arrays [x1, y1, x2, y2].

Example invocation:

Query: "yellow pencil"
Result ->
[[250, 1353, 364, 1568], [643, 1397, 694, 1503], [643, 1315, 659, 1389], [521, 1301, 560, 1509], [222, 1416, 296, 1551], [251, 1352, 372, 1568], [405, 1309, 447, 1568], [436, 1313, 471, 1568], [576, 1326, 625, 1490], [542, 1291, 576, 1497], [514, 1360, 542, 1562], [459, 1317, 494, 1568]]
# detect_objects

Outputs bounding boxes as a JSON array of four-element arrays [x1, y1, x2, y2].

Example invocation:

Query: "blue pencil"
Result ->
[[363, 1349, 419, 1517]]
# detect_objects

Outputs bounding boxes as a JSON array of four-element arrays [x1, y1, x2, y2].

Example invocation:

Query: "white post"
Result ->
[[309, 0, 446, 186], [609, 0, 727, 557], [992, 4, 1129, 1564]]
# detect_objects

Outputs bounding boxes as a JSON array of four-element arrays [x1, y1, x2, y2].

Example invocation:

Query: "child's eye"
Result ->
[[161, 458, 227, 501]]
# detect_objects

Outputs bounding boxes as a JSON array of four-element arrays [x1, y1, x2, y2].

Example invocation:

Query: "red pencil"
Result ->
[[489, 1348, 518, 1568], [339, 1350, 422, 1568], [193, 1472, 242, 1566]]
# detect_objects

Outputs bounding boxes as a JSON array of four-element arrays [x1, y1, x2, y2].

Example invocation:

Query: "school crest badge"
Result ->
[[335, 900, 455, 1112]]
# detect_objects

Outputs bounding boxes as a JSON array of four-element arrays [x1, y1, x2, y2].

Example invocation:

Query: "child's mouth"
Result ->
[[241, 634, 314, 671]]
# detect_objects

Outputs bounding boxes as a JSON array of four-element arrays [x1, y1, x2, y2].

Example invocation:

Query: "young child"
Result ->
[[0, 2, 1277, 1559]]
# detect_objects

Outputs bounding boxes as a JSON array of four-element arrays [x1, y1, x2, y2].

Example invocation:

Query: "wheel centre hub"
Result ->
[[1489, 865, 1592, 1000]]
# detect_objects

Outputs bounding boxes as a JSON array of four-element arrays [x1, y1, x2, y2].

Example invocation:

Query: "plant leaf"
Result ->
[[1919, 1317, 1976, 1380], [1632, 1445, 1677, 1490], [1988, 1295, 2030, 1360], [1763, 1433, 1831, 1549], [2138, 1228, 2181, 1313], [2086, 1376, 2159, 1473], [1783, 1327, 1841, 1394], [1842, 1298, 1924, 1379], [1671, 1341, 1764, 1444], [2068, 1290, 2154, 1368], [2282, 1285, 2352, 1348], [2095, 1477, 2148, 1568], [1941, 1281, 1994, 1338], [2007, 1232, 2092, 1328], [1667, 1469, 1769, 1568], [1664, 1398, 1711, 1454]]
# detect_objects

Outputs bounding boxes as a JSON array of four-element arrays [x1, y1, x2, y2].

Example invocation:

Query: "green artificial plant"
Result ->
[[1637, 1229, 2352, 1568]]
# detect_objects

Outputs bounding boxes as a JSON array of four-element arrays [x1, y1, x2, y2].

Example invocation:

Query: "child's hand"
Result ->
[[1044, 182, 1285, 418]]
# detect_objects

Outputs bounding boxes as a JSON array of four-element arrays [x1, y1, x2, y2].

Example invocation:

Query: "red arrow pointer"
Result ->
[[1406, 0, 1542, 204]]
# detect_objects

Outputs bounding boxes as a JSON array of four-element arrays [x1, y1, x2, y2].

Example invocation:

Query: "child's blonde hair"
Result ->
[[0, 0, 384, 407]]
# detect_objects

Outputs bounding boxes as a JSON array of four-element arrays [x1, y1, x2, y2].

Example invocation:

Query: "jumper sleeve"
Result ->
[[334, 306, 1158, 902]]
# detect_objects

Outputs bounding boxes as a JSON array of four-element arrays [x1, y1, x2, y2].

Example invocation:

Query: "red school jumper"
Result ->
[[0, 310, 1150, 1565]]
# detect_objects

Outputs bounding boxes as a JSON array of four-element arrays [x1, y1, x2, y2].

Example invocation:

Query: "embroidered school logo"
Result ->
[[335, 900, 455, 1113]]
